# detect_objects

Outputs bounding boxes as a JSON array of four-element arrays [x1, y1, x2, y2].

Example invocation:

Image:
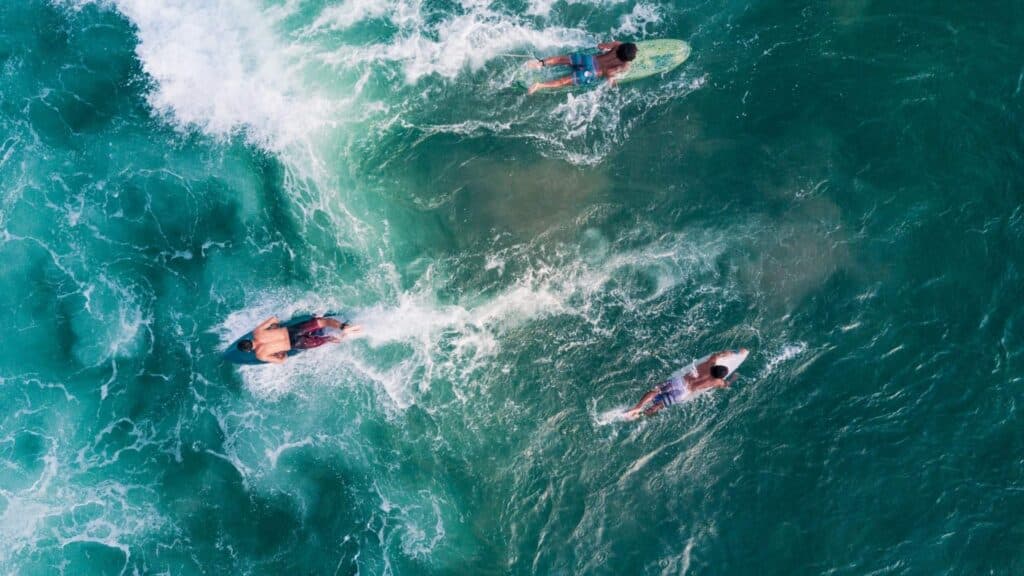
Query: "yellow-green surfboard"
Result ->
[[517, 39, 691, 90]]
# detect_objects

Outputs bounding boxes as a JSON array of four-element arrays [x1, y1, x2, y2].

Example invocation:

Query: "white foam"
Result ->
[[265, 436, 314, 469], [378, 15, 589, 82], [0, 446, 58, 562], [594, 405, 637, 426], [549, 87, 621, 142], [521, 68, 703, 166], [611, 2, 662, 37], [763, 343, 806, 376], [71, 275, 149, 367], [222, 227, 727, 406], [104, 0, 335, 151], [0, 430, 166, 568], [359, 231, 729, 406], [368, 482, 447, 559], [0, 498, 52, 562], [526, 0, 630, 18], [307, 0, 392, 32]]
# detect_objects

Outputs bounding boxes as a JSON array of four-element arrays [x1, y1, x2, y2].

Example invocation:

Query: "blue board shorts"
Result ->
[[570, 53, 599, 86], [653, 375, 687, 407]]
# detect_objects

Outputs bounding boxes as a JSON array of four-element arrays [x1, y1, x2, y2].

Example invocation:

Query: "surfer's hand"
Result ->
[[527, 59, 543, 69], [527, 83, 541, 95]]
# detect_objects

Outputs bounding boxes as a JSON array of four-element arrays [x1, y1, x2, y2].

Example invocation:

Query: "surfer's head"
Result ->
[[711, 365, 729, 379], [237, 339, 254, 352], [616, 42, 638, 62]]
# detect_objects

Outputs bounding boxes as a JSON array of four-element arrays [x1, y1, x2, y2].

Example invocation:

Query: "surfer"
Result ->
[[625, 349, 748, 418], [526, 41, 638, 95], [237, 316, 361, 364]]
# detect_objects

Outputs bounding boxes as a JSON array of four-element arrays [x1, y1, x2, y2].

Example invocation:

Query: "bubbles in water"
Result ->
[[579, 228, 610, 264], [763, 343, 806, 376]]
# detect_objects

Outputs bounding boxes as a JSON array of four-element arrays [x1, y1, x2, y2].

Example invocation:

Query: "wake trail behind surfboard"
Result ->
[[595, 406, 640, 426]]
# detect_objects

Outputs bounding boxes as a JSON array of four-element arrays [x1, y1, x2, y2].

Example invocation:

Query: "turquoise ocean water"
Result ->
[[1, 0, 1022, 573]]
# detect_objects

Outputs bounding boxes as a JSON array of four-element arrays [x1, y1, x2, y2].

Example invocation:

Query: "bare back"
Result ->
[[595, 50, 630, 79], [683, 351, 734, 391], [252, 317, 291, 363]]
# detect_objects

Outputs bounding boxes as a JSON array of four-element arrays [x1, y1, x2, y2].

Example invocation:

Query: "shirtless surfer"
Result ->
[[237, 316, 361, 364], [625, 348, 749, 418], [526, 41, 638, 95]]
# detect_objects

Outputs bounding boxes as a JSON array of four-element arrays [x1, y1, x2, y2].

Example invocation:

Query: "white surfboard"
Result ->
[[713, 348, 750, 377], [615, 348, 750, 422], [674, 348, 750, 382]]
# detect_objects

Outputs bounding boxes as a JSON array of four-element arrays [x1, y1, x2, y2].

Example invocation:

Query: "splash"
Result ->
[[97, 0, 337, 150], [763, 343, 806, 376]]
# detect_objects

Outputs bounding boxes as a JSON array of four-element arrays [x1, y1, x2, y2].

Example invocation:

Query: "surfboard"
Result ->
[[675, 348, 750, 383], [621, 348, 750, 420], [712, 348, 749, 377], [517, 39, 691, 90], [222, 314, 343, 365]]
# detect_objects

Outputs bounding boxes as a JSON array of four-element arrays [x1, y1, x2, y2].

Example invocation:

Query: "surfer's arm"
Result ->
[[255, 349, 286, 364], [328, 324, 362, 342], [254, 316, 279, 333], [313, 317, 343, 330], [330, 323, 357, 342], [607, 62, 630, 85]]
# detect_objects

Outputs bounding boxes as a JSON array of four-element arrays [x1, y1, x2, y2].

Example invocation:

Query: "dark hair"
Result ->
[[237, 339, 254, 352], [616, 42, 638, 62], [711, 365, 728, 379]]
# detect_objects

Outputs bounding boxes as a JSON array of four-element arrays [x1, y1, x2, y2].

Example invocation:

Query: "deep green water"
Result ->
[[1, 0, 1022, 574]]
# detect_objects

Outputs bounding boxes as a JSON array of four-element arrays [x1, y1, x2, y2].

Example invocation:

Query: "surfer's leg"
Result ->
[[528, 76, 575, 94], [542, 55, 571, 67], [528, 55, 570, 69], [643, 402, 665, 417], [625, 388, 659, 416]]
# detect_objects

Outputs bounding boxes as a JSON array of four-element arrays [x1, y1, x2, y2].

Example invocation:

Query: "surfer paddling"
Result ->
[[526, 41, 638, 95], [238, 316, 361, 364], [625, 349, 749, 418]]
